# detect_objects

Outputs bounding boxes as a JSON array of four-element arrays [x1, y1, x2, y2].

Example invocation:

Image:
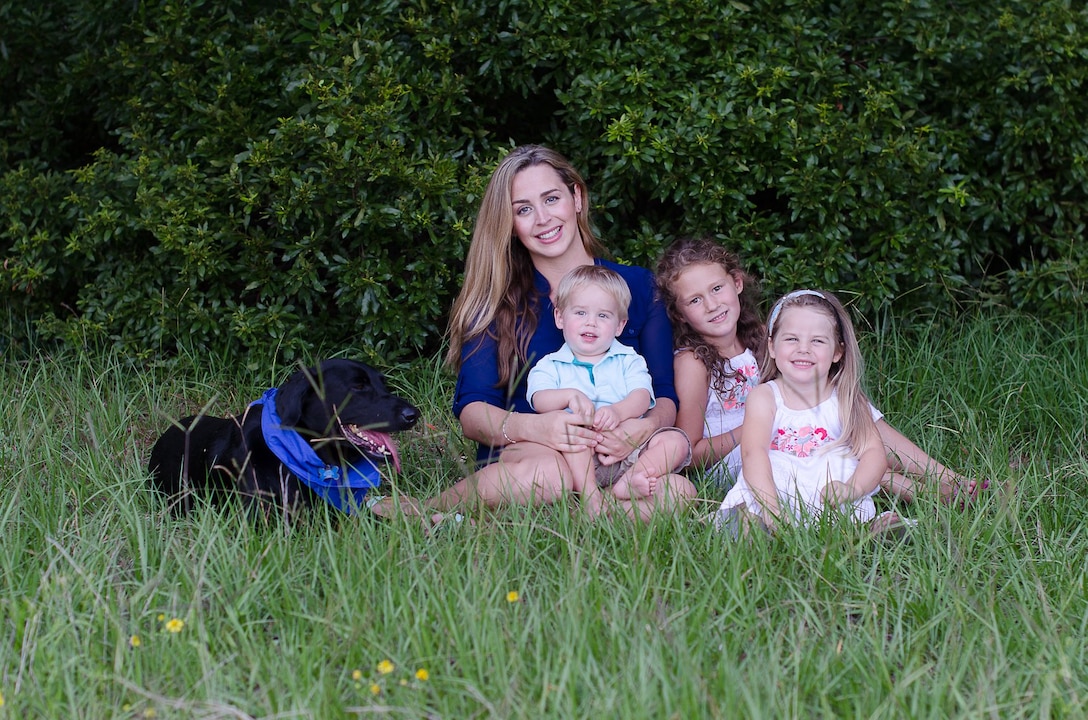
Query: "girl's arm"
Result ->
[[822, 429, 889, 505], [674, 351, 740, 468], [739, 384, 780, 525]]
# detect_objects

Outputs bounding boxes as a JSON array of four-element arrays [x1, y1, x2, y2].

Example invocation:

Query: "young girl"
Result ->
[[718, 290, 886, 532], [656, 236, 983, 505], [656, 236, 764, 487]]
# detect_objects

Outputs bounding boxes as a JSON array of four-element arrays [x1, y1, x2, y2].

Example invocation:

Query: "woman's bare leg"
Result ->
[[370, 442, 574, 523], [425, 442, 573, 511]]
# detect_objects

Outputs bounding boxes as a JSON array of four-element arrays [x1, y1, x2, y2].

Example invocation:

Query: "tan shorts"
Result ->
[[593, 427, 692, 488]]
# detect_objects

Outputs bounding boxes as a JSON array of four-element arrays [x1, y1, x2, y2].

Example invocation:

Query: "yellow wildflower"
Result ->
[[369, 683, 381, 696], [415, 668, 430, 682], [506, 591, 520, 603], [129, 635, 141, 648], [164, 618, 184, 633], [351, 669, 363, 681], [377, 659, 395, 675]]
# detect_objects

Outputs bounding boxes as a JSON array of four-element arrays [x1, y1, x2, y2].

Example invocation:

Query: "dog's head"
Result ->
[[275, 359, 420, 471]]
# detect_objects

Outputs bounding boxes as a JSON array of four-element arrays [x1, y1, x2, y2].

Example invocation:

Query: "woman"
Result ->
[[377, 145, 696, 522]]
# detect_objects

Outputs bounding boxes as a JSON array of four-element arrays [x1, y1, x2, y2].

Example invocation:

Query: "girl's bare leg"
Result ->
[[876, 421, 980, 504]]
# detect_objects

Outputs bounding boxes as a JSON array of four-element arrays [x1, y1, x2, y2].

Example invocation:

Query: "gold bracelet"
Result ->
[[502, 414, 517, 445]]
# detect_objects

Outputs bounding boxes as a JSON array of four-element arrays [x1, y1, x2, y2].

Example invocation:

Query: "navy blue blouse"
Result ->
[[452, 259, 677, 465]]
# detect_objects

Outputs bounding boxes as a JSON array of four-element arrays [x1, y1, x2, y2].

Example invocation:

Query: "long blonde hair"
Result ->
[[763, 290, 878, 457], [446, 146, 606, 389]]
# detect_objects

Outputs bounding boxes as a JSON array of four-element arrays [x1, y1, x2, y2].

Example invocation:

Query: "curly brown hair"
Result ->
[[655, 236, 765, 393]]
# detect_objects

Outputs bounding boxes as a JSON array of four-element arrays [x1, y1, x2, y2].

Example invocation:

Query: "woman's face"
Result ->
[[510, 164, 584, 261]]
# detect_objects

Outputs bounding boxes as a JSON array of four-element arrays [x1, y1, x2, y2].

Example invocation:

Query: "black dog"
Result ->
[[148, 359, 419, 517]]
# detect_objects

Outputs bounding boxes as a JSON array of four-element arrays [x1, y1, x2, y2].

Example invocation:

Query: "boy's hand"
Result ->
[[593, 406, 620, 431], [566, 391, 595, 419]]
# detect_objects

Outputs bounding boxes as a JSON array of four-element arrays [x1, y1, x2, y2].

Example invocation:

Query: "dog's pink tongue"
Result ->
[[371, 430, 401, 473]]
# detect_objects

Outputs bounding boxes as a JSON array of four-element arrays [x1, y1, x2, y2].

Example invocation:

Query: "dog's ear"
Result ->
[[274, 364, 319, 428]]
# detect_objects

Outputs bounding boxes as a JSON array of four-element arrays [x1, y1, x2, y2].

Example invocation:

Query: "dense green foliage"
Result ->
[[2, 0, 1087, 361]]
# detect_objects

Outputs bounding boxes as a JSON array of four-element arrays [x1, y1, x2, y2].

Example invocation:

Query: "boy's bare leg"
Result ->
[[611, 472, 697, 523], [567, 448, 605, 517], [612, 430, 690, 501]]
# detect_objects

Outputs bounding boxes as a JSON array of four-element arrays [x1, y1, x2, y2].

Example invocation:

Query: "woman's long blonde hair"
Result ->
[[763, 290, 878, 457], [446, 146, 606, 389]]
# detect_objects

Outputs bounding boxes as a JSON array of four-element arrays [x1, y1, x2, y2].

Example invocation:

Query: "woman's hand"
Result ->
[[514, 408, 599, 454], [595, 415, 656, 465]]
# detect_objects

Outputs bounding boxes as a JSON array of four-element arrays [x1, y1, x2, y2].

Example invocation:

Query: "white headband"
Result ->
[[767, 290, 827, 335]]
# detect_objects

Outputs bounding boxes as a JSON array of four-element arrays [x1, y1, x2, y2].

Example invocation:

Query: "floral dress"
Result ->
[[702, 348, 759, 487], [717, 380, 877, 528]]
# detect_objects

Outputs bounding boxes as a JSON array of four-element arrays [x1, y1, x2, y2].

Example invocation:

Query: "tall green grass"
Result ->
[[1, 312, 1085, 718]]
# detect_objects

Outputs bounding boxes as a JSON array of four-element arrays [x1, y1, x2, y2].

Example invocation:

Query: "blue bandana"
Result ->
[[255, 387, 382, 514]]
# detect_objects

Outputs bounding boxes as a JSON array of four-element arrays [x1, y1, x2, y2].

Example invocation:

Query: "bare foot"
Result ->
[[870, 511, 917, 541], [940, 475, 991, 509], [611, 465, 660, 501], [368, 494, 470, 532]]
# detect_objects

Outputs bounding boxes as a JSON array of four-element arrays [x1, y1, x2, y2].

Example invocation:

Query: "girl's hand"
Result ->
[[820, 480, 855, 507], [595, 416, 655, 465]]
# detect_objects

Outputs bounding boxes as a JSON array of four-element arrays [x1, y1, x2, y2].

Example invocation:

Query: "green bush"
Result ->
[[2, 0, 1087, 362]]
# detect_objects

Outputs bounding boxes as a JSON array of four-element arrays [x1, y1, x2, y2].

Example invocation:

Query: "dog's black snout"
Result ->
[[401, 405, 420, 427]]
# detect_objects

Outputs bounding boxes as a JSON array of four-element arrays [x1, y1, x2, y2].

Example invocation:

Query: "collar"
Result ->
[[255, 388, 381, 514], [551, 338, 636, 364]]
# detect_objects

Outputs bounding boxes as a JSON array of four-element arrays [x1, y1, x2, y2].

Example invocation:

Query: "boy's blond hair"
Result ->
[[554, 265, 632, 322]]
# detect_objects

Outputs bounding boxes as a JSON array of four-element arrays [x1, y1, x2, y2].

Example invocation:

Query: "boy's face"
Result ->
[[554, 284, 627, 360]]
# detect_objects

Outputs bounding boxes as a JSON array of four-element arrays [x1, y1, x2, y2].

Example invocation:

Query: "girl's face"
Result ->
[[672, 262, 745, 354], [768, 306, 843, 388], [510, 164, 583, 262]]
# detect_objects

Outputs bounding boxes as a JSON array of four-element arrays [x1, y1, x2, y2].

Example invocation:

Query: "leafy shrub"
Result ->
[[2, 0, 1086, 362]]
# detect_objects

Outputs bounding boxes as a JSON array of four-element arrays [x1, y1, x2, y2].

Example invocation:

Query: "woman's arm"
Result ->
[[739, 384, 780, 524], [594, 398, 674, 463], [459, 401, 597, 455]]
